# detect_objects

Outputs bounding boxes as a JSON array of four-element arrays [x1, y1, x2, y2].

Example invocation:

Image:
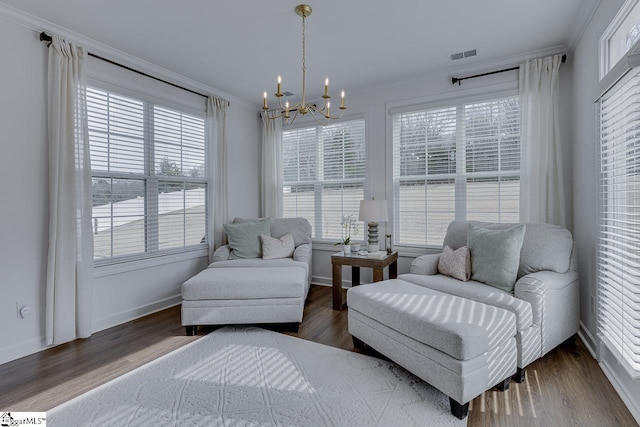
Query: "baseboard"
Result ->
[[600, 359, 640, 425], [312, 275, 351, 288], [0, 336, 50, 366], [577, 321, 597, 359], [91, 294, 182, 333]]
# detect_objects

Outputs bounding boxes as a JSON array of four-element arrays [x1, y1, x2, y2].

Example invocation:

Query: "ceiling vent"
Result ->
[[450, 49, 477, 61], [283, 91, 294, 97]]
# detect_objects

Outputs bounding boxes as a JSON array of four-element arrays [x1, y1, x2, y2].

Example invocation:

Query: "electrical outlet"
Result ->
[[591, 295, 596, 314]]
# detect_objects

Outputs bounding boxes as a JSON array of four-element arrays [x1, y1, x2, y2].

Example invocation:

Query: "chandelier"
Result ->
[[262, 4, 346, 125]]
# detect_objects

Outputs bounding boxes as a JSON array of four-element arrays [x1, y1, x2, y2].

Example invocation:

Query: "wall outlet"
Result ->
[[591, 295, 596, 314]]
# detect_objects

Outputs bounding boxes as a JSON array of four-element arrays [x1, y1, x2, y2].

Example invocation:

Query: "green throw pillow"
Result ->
[[468, 223, 526, 293], [224, 219, 271, 259]]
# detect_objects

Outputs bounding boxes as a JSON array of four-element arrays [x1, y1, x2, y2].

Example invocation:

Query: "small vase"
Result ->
[[343, 244, 351, 254]]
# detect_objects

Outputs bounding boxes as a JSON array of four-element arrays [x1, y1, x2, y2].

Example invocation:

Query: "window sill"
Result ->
[[94, 247, 209, 278]]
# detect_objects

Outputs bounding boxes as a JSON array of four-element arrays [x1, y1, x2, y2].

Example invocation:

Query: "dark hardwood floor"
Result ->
[[0, 284, 637, 426]]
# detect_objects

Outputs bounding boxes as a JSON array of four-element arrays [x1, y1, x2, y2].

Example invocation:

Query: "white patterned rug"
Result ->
[[49, 327, 466, 426]]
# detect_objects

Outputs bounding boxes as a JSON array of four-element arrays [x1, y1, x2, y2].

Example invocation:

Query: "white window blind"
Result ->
[[392, 96, 520, 246], [88, 87, 207, 262], [598, 67, 640, 377], [282, 119, 366, 241]]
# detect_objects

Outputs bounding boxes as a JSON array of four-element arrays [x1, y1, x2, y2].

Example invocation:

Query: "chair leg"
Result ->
[[512, 367, 526, 383], [449, 398, 469, 420], [185, 325, 196, 336], [352, 336, 367, 350], [495, 377, 511, 391], [287, 323, 300, 333]]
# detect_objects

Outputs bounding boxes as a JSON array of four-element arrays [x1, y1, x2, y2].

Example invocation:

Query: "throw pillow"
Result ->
[[438, 245, 471, 281], [223, 219, 271, 259], [468, 223, 526, 293], [261, 233, 295, 260]]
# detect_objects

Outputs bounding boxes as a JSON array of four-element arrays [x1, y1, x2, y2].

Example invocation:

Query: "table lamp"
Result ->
[[359, 198, 388, 252]]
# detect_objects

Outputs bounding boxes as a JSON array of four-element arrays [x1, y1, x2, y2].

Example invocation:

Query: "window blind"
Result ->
[[392, 96, 520, 246], [282, 119, 366, 241], [598, 67, 640, 377], [88, 87, 207, 262]]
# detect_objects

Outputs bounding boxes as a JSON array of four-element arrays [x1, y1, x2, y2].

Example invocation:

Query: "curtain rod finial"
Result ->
[[39, 31, 52, 42]]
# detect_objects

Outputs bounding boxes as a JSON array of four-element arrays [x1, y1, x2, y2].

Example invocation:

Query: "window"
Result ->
[[598, 67, 640, 377], [601, 0, 640, 76], [88, 87, 207, 262], [392, 96, 520, 246], [282, 119, 366, 241]]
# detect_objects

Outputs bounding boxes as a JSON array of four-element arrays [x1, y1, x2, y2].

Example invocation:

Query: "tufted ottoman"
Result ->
[[347, 279, 518, 419]]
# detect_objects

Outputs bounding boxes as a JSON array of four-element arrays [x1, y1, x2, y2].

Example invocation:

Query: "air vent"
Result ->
[[283, 91, 294, 96], [450, 49, 477, 61]]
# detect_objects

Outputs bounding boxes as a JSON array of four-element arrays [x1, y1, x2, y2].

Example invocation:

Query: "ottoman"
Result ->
[[181, 266, 308, 335], [347, 279, 518, 419]]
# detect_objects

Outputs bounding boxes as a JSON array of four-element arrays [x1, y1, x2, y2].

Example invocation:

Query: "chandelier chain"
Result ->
[[302, 14, 306, 75]]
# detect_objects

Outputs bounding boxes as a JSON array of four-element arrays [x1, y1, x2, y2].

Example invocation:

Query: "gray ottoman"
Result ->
[[181, 266, 308, 335], [348, 279, 518, 419]]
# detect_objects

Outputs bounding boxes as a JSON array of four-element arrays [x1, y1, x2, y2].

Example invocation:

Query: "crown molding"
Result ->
[[0, 2, 254, 110], [566, 0, 601, 51]]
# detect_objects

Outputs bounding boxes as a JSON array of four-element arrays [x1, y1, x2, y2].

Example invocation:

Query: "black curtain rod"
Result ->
[[451, 54, 567, 85], [39, 32, 209, 99]]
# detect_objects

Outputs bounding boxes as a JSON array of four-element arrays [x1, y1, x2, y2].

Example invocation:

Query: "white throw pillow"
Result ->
[[261, 233, 295, 260], [437, 245, 471, 281]]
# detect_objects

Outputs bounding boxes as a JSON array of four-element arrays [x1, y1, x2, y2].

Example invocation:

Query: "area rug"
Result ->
[[49, 326, 466, 426]]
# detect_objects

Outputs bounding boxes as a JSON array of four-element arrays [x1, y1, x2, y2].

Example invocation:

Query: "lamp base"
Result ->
[[367, 222, 379, 252]]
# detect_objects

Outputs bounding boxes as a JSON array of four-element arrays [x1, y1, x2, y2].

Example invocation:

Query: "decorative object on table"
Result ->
[[261, 4, 346, 126], [351, 243, 361, 252], [359, 198, 389, 252], [385, 233, 393, 254], [367, 251, 388, 259], [334, 214, 359, 254]]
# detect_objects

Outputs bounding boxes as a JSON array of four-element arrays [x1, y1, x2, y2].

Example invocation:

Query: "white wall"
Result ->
[[570, 0, 640, 422], [0, 16, 260, 364], [310, 52, 574, 286], [0, 19, 50, 364]]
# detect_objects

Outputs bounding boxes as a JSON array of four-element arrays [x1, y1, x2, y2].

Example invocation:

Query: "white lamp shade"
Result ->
[[359, 199, 389, 222]]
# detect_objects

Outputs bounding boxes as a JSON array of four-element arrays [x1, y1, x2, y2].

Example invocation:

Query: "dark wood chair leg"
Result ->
[[512, 367, 526, 383], [185, 325, 196, 336], [449, 398, 469, 420], [287, 323, 300, 333], [352, 336, 367, 350], [495, 377, 511, 391]]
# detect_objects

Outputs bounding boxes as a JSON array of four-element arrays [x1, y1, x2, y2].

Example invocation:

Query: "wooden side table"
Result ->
[[331, 251, 398, 310]]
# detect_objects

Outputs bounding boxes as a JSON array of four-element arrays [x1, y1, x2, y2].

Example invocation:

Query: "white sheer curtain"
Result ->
[[207, 96, 229, 257], [45, 35, 94, 345], [519, 53, 566, 227], [261, 111, 283, 218]]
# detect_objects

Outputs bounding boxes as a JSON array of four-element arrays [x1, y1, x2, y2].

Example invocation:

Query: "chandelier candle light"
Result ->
[[262, 4, 346, 125]]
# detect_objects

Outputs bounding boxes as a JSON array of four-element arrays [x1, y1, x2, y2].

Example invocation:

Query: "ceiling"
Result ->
[[2, 0, 596, 106]]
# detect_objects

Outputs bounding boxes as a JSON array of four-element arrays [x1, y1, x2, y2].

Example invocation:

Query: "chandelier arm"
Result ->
[[307, 108, 329, 126]]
